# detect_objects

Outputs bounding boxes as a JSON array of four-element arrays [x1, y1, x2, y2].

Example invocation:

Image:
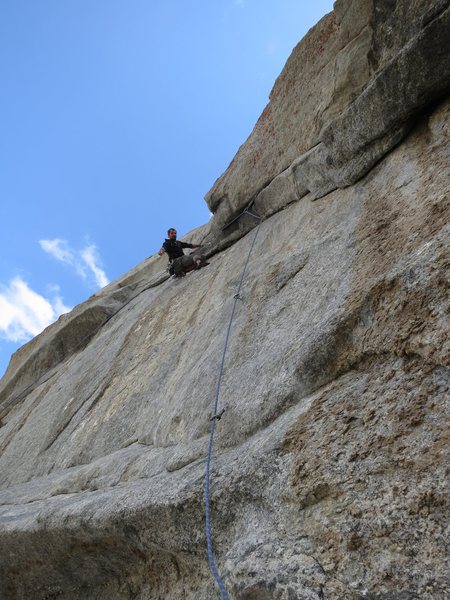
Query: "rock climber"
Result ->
[[158, 228, 208, 277]]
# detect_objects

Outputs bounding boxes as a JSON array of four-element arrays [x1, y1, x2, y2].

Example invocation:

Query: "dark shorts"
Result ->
[[172, 253, 206, 275]]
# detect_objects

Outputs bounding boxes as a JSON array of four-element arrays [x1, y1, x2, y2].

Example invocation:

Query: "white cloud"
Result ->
[[46, 283, 62, 294], [39, 238, 74, 264], [0, 277, 71, 343], [39, 238, 109, 289], [80, 245, 109, 288], [53, 296, 72, 316]]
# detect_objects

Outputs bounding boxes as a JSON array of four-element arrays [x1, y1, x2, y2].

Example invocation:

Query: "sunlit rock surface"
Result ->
[[205, 0, 450, 229], [0, 1, 449, 598]]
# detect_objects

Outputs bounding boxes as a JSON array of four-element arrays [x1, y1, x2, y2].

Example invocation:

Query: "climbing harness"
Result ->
[[204, 209, 263, 599]]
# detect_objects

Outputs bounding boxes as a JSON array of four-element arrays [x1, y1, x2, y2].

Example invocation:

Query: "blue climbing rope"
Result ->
[[204, 211, 263, 599]]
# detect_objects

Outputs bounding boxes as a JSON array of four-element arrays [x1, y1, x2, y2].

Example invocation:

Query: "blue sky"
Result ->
[[0, 0, 334, 377]]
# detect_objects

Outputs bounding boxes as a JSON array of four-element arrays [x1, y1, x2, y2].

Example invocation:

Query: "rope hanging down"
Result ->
[[204, 210, 263, 600]]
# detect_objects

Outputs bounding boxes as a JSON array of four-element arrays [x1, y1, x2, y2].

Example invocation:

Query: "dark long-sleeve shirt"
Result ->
[[162, 239, 195, 262]]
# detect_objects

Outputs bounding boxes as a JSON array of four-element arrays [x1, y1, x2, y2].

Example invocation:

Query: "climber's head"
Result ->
[[168, 228, 177, 240]]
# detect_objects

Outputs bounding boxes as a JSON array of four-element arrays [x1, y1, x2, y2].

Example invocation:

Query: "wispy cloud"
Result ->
[[39, 238, 109, 289], [39, 239, 74, 264], [80, 245, 109, 288], [0, 277, 71, 343]]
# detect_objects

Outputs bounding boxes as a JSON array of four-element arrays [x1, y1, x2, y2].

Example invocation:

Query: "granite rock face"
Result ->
[[0, 2, 449, 599], [205, 0, 450, 228]]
